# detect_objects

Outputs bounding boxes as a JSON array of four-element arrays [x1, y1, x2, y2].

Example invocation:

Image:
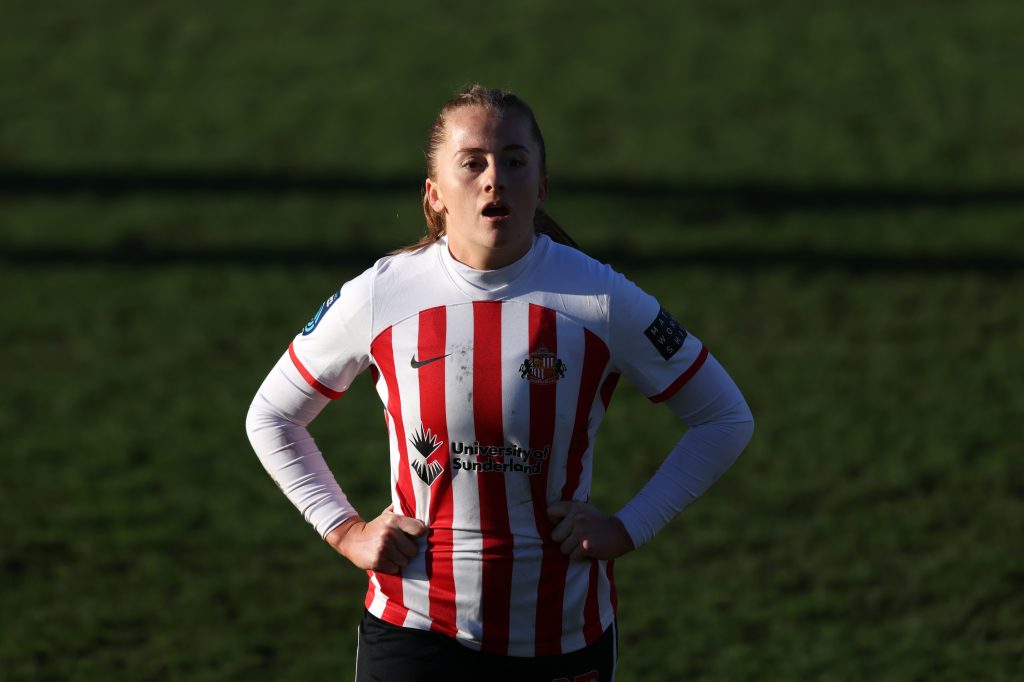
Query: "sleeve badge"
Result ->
[[301, 288, 341, 336], [644, 307, 688, 360]]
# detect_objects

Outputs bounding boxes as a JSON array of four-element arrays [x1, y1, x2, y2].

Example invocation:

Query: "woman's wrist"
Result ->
[[325, 516, 365, 555]]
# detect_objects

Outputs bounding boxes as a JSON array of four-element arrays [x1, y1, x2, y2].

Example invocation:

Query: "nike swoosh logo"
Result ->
[[410, 353, 450, 369]]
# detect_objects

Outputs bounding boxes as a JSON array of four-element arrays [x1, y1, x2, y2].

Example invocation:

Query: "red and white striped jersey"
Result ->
[[288, 235, 708, 656]]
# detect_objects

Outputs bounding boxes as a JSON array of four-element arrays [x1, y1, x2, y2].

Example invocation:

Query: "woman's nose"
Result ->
[[483, 161, 506, 192]]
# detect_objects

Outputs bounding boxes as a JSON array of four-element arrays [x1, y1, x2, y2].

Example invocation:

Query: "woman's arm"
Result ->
[[245, 353, 424, 572], [548, 352, 753, 559], [614, 352, 753, 548]]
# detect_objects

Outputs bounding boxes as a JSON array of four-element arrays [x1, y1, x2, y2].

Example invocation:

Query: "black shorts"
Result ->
[[355, 610, 618, 682]]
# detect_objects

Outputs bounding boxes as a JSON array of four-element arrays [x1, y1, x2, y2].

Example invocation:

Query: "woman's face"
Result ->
[[425, 105, 548, 270]]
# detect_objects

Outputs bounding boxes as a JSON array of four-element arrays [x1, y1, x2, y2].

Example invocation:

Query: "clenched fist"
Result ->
[[327, 507, 426, 574], [547, 500, 635, 562]]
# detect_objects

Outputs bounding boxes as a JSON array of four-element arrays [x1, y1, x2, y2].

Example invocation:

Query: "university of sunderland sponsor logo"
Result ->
[[519, 346, 566, 385], [451, 440, 551, 476], [409, 425, 444, 485], [410, 353, 450, 369], [301, 289, 341, 336], [644, 306, 688, 360]]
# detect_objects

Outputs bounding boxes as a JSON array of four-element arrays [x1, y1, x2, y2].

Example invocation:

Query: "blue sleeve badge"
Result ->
[[301, 289, 341, 336], [644, 307, 688, 360]]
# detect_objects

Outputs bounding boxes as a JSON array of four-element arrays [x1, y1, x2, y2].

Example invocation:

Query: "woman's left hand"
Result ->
[[547, 501, 635, 561]]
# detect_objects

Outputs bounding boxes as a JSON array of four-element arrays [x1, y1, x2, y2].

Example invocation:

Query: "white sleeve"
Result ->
[[287, 265, 375, 399], [245, 267, 375, 538], [245, 351, 360, 538], [606, 271, 708, 402], [614, 352, 754, 548]]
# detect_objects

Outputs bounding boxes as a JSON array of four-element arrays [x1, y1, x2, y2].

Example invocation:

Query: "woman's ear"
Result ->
[[425, 178, 445, 214], [537, 176, 549, 206]]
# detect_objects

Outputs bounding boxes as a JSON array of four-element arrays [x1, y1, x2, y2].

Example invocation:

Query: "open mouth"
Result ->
[[482, 202, 511, 218]]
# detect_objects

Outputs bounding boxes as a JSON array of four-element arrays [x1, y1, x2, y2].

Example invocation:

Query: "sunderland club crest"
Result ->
[[409, 425, 444, 485], [519, 346, 567, 385]]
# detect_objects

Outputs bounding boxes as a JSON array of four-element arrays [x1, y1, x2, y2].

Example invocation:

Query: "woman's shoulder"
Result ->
[[535, 234, 623, 287], [375, 240, 438, 271], [320, 245, 437, 314]]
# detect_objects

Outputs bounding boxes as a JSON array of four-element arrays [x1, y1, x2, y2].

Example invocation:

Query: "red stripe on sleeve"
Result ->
[[649, 345, 709, 403], [528, 304, 567, 656], [473, 301, 514, 655], [417, 306, 458, 638], [288, 342, 344, 399], [369, 326, 413, 626], [561, 329, 611, 501]]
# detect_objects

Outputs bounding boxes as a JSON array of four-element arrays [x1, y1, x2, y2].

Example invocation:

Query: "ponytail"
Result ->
[[393, 190, 446, 255], [533, 209, 578, 249]]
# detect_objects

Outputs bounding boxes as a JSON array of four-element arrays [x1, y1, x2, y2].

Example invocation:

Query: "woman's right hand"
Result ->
[[326, 507, 426, 574]]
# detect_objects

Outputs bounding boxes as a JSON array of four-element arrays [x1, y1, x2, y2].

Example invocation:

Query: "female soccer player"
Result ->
[[246, 85, 754, 681]]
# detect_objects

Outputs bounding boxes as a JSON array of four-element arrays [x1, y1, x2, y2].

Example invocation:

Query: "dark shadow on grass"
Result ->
[[3, 169, 1024, 213], [3, 243, 1021, 276]]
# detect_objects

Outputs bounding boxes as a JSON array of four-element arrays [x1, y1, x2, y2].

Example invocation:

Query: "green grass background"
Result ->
[[2, 1, 1022, 679]]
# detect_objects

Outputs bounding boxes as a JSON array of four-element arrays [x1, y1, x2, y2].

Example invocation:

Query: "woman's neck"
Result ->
[[445, 231, 535, 270]]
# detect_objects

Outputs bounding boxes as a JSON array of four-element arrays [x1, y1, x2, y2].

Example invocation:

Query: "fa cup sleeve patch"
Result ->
[[301, 288, 341, 336], [644, 307, 688, 360]]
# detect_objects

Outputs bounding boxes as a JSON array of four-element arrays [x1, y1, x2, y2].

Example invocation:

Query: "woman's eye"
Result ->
[[507, 158, 526, 168], [463, 159, 484, 170]]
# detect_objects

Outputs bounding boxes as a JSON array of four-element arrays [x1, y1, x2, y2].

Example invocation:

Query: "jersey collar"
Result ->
[[437, 234, 546, 299]]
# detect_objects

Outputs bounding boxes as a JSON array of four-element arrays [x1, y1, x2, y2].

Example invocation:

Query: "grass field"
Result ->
[[2, 2, 1022, 680]]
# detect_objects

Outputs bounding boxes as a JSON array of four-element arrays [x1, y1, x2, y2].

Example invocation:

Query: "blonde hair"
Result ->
[[395, 84, 577, 254]]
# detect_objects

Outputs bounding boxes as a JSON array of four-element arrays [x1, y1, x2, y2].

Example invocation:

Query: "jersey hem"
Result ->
[[365, 598, 616, 658]]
